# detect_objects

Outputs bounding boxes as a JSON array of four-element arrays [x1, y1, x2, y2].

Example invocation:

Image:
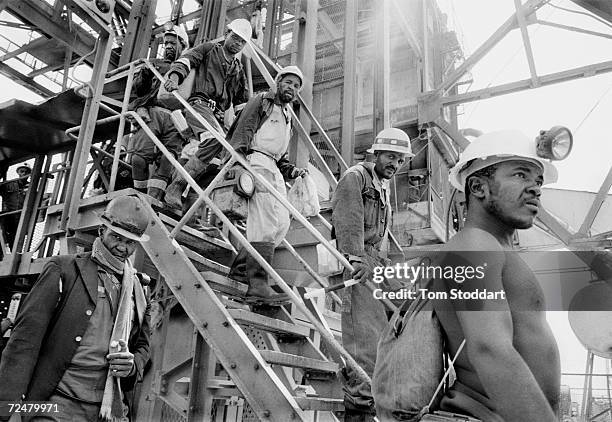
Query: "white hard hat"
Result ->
[[275, 65, 304, 86], [227, 18, 252, 42], [367, 128, 414, 156], [164, 23, 189, 49], [449, 130, 558, 191]]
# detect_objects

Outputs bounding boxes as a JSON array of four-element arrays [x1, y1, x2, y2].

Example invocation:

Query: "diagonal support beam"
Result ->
[[441, 59, 612, 107], [438, 0, 550, 93], [578, 166, 612, 236], [390, 0, 423, 59], [514, 0, 539, 87], [6, 0, 102, 68], [0, 61, 53, 97], [0, 37, 49, 62]]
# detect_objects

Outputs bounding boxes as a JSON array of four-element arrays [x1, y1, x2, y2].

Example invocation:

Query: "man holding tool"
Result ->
[[331, 128, 413, 421]]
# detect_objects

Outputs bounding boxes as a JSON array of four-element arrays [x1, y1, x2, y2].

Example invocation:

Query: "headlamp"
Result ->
[[236, 171, 255, 197], [536, 126, 573, 161]]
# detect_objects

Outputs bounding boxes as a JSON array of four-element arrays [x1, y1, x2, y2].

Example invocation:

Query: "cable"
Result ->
[[70, 37, 99, 87], [548, 2, 612, 31], [574, 80, 612, 134]]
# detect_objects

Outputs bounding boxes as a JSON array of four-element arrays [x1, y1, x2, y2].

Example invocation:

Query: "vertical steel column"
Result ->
[[120, 0, 158, 65], [215, 1, 228, 39], [372, 0, 390, 136], [186, 332, 216, 421], [60, 32, 114, 241], [341, 0, 357, 167], [264, 0, 281, 56], [109, 63, 135, 191], [290, 0, 317, 169], [421, 0, 431, 91]]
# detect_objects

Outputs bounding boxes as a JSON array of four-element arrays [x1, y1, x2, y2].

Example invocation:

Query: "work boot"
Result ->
[[228, 247, 249, 283], [183, 190, 221, 238], [147, 186, 165, 202], [343, 409, 377, 422], [164, 156, 208, 209], [245, 242, 290, 304]]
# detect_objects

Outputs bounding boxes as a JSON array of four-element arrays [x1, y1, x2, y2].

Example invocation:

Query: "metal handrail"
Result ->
[[125, 108, 372, 385]]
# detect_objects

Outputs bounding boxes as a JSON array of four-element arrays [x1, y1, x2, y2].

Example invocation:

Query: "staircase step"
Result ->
[[259, 350, 338, 373], [201, 271, 247, 297], [228, 309, 310, 338], [294, 397, 344, 412]]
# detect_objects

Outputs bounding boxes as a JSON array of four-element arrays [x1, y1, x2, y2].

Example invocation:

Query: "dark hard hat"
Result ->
[[100, 195, 150, 242]]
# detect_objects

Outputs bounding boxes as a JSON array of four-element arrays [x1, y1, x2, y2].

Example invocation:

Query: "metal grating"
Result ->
[[160, 402, 187, 422]]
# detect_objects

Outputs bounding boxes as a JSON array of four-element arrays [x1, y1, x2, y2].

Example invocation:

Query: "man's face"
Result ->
[[224, 32, 247, 55], [163, 34, 180, 61], [374, 151, 406, 180], [481, 160, 544, 229], [277, 74, 301, 104], [16, 168, 29, 178], [100, 227, 137, 261]]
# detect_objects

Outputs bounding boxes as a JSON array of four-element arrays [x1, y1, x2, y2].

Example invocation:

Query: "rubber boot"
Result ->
[[245, 242, 290, 304], [147, 186, 165, 201], [228, 247, 249, 283], [165, 155, 208, 210]]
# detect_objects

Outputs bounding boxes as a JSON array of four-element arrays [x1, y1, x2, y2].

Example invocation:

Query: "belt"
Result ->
[[190, 96, 221, 113]]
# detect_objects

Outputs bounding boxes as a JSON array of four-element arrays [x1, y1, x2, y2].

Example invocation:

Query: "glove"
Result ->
[[291, 167, 308, 179]]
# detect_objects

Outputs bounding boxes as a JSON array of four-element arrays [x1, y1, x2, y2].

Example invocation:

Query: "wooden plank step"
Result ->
[[259, 350, 338, 373], [228, 309, 310, 338], [294, 397, 344, 412]]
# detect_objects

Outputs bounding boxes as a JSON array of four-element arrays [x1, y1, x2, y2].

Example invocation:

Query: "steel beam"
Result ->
[[119, 0, 157, 66], [514, 0, 539, 87], [5, 0, 100, 68], [373, 0, 390, 135], [536, 19, 612, 40], [60, 33, 114, 239], [578, 165, 612, 236], [441, 59, 612, 107], [291, 0, 317, 169], [438, 0, 549, 94], [0, 61, 53, 98], [0, 36, 48, 62], [340, 0, 357, 167]]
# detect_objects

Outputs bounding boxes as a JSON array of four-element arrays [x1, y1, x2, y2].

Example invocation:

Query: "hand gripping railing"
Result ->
[[123, 104, 373, 385], [143, 61, 397, 313]]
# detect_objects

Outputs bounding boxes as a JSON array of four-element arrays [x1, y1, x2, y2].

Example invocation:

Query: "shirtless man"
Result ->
[[432, 130, 561, 421]]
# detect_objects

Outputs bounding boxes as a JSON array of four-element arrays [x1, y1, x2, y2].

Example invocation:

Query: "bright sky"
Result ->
[[436, 0, 612, 408], [1, 0, 610, 409]]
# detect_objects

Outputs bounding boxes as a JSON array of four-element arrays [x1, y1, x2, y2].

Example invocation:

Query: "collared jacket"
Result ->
[[169, 41, 248, 111], [130, 58, 172, 110], [228, 90, 297, 179], [332, 162, 392, 259], [0, 253, 150, 403]]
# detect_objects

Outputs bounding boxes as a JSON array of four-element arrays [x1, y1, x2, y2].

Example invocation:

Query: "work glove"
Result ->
[[107, 339, 135, 378], [291, 167, 308, 179]]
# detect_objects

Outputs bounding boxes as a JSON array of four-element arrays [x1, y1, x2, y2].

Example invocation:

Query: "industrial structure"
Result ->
[[0, 0, 611, 421]]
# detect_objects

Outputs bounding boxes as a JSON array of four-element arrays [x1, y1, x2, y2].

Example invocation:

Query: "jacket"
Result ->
[[130, 58, 172, 110], [228, 90, 297, 179], [169, 41, 248, 111], [331, 162, 392, 259], [0, 253, 150, 403]]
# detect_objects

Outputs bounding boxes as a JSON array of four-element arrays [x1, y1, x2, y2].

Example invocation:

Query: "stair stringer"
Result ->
[[140, 204, 307, 422]]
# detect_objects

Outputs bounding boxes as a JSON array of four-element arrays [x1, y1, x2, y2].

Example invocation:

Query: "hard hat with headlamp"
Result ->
[[163, 22, 189, 49], [227, 18, 253, 42], [367, 128, 414, 156], [16, 163, 32, 175], [449, 127, 573, 192]]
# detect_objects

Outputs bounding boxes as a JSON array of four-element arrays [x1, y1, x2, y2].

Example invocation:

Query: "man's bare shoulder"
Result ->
[[444, 227, 504, 252]]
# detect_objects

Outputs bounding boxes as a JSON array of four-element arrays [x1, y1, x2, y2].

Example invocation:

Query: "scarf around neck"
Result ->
[[92, 237, 125, 275]]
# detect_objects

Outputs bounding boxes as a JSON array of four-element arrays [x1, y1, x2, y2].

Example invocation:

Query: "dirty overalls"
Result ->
[[246, 103, 292, 246], [333, 163, 393, 419]]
